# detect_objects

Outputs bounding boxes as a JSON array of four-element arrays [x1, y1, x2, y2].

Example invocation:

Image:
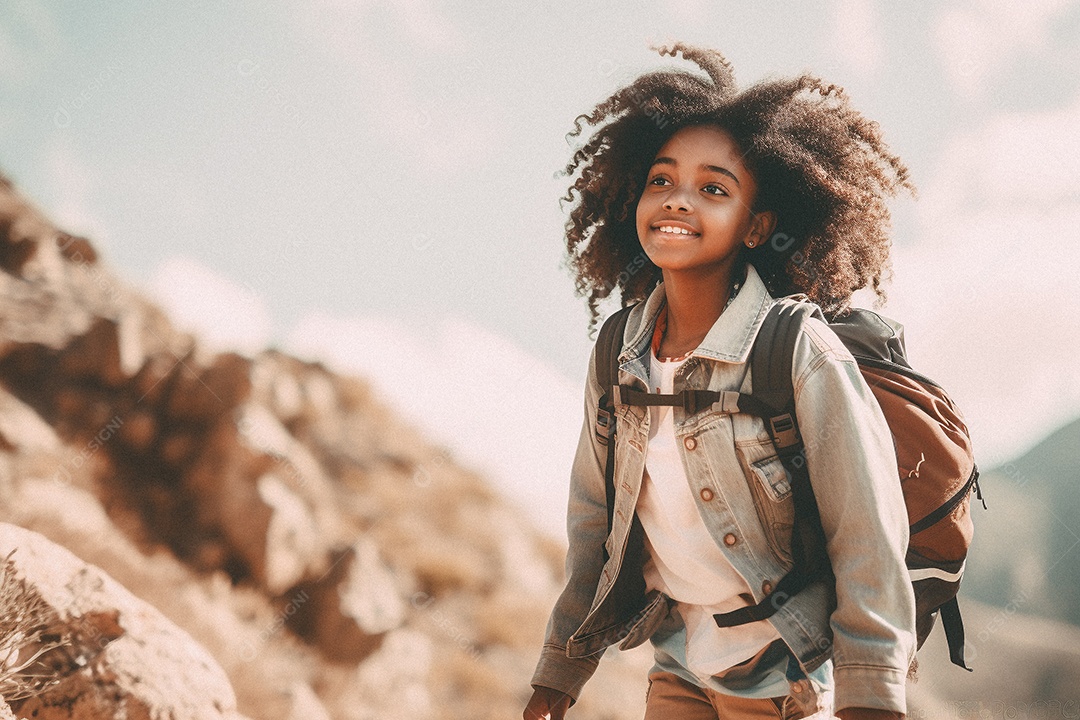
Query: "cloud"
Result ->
[[0, 0, 61, 88], [298, 0, 464, 57], [880, 219, 1080, 467], [288, 0, 503, 174], [143, 256, 274, 357], [875, 92, 1080, 466], [828, 0, 884, 79], [285, 309, 582, 541], [42, 139, 110, 244], [931, 0, 1073, 101], [920, 94, 1080, 218], [654, 0, 711, 25]]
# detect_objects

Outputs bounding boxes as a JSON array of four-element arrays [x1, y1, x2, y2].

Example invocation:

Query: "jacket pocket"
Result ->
[[618, 590, 672, 650], [751, 456, 792, 500], [747, 456, 795, 565]]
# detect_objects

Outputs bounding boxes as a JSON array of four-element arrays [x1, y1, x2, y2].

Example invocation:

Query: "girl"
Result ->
[[524, 44, 916, 720]]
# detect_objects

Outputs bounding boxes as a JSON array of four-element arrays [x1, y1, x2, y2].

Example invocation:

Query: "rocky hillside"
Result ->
[[3, 168, 1079, 718], [0, 172, 655, 718]]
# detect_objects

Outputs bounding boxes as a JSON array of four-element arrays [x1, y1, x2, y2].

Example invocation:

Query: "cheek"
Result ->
[[636, 201, 665, 264], [635, 194, 653, 235]]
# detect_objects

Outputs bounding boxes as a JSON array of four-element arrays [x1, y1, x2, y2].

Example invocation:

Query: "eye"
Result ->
[[647, 175, 671, 186], [702, 184, 728, 196]]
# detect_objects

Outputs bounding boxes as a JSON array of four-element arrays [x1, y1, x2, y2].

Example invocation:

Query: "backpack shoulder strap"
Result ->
[[595, 306, 633, 405], [594, 306, 634, 562], [750, 299, 819, 417], [714, 299, 830, 628]]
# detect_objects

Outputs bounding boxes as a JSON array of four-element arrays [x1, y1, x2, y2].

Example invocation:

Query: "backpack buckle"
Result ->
[[682, 389, 724, 416], [595, 406, 614, 446], [769, 413, 800, 449], [682, 390, 702, 415]]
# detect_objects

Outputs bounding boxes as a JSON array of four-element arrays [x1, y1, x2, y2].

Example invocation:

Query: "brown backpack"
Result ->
[[595, 298, 983, 670]]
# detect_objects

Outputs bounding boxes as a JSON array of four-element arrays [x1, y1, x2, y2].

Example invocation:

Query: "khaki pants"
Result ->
[[643, 671, 806, 720]]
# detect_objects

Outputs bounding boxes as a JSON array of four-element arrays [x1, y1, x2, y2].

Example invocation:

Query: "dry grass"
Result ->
[[0, 550, 67, 702], [472, 589, 550, 651], [428, 643, 526, 720]]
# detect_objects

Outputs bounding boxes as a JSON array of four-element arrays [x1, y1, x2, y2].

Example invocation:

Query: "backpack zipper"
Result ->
[[853, 354, 943, 390], [910, 464, 981, 536]]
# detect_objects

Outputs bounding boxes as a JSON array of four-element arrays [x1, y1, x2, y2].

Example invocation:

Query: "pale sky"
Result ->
[[3, 1, 1079, 538]]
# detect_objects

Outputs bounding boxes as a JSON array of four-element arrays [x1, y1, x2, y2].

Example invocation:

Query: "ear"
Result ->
[[745, 210, 777, 248]]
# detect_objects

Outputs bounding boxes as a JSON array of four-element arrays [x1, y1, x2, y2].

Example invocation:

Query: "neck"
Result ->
[[659, 261, 740, 355]]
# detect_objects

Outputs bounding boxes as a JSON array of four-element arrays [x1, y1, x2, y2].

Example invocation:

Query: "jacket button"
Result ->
[[684, 436, 697, 451], [790, 680, 806, 694], [699, 488, 714, 502], [723, 533, 737, 546], [762, 580, 774, 595]]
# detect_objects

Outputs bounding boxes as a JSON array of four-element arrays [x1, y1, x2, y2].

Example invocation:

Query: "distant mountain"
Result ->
[[909, 595, 1080, 715], [963, 415, 1080, 626]]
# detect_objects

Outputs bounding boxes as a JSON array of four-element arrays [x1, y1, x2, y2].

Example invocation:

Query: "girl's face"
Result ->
[[636, 124, 772, 279]]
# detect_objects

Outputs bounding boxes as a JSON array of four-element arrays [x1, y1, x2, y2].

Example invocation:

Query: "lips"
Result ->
[[650, 220, 701, 236]]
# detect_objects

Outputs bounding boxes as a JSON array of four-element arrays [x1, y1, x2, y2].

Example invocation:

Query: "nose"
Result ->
[[663, 186, 692, 213]]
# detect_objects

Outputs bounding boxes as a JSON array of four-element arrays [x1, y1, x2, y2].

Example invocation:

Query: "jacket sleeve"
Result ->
[[792, 317, 917, 715], [529, 343, 612, 701]]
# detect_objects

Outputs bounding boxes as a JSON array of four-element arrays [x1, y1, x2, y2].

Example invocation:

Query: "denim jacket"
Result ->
[[531, 263, 916, 714]]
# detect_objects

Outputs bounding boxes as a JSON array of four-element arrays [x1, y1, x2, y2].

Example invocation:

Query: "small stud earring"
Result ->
[[747, 240, 756, 247]]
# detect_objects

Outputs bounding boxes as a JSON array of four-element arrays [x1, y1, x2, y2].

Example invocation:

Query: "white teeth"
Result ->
[[658, 225, 695, 235]]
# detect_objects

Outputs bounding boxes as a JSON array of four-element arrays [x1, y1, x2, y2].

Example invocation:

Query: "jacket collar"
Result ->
[[622, 262, 775, 366]]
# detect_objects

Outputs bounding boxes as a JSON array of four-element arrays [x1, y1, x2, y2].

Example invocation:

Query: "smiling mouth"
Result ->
[[651, 224, 701, 237]]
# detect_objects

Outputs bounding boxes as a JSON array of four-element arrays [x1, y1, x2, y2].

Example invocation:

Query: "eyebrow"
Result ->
[[650, 157, 741, 186]]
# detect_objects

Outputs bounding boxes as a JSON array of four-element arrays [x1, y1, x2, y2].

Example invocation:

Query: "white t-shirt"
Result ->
[[636, 348, 782, 681]]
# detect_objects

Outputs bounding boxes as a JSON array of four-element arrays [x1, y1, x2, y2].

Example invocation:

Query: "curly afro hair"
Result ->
[[561, 43, 914, 331]]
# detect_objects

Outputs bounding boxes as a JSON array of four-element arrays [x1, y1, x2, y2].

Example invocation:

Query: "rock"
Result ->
[[190, 422, 276, 576], [59, 317, 127, 388], [179, 402, 341, 592], [337, 538, 406, 636], [0, 477, 321, 720], [271, 373, 304, 423], [55, 233, 97, 264], [160, 428, 198, 466], [237, 402, 339, 508], [302, 372, 338, 418], [346, 629, 434, 720], [118, 408, 156, 452], [237, 401, 342, 531], [166, 352, 252, 422], [131, 351, 183, 407], [250, 353, 304, 423], [237, 401, 300, 458], [0, 523, 250, 720], [287, 537, 405, 663], [0, 387, 59, 453], [52, 386, 83, 419], [182, 418, 284, 586], [286, 683, 331, 720], [115, 306, 145, 377], [0, 236, 36, 276], [257, 473, 320, 594], [0, 215, 39, 275]]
